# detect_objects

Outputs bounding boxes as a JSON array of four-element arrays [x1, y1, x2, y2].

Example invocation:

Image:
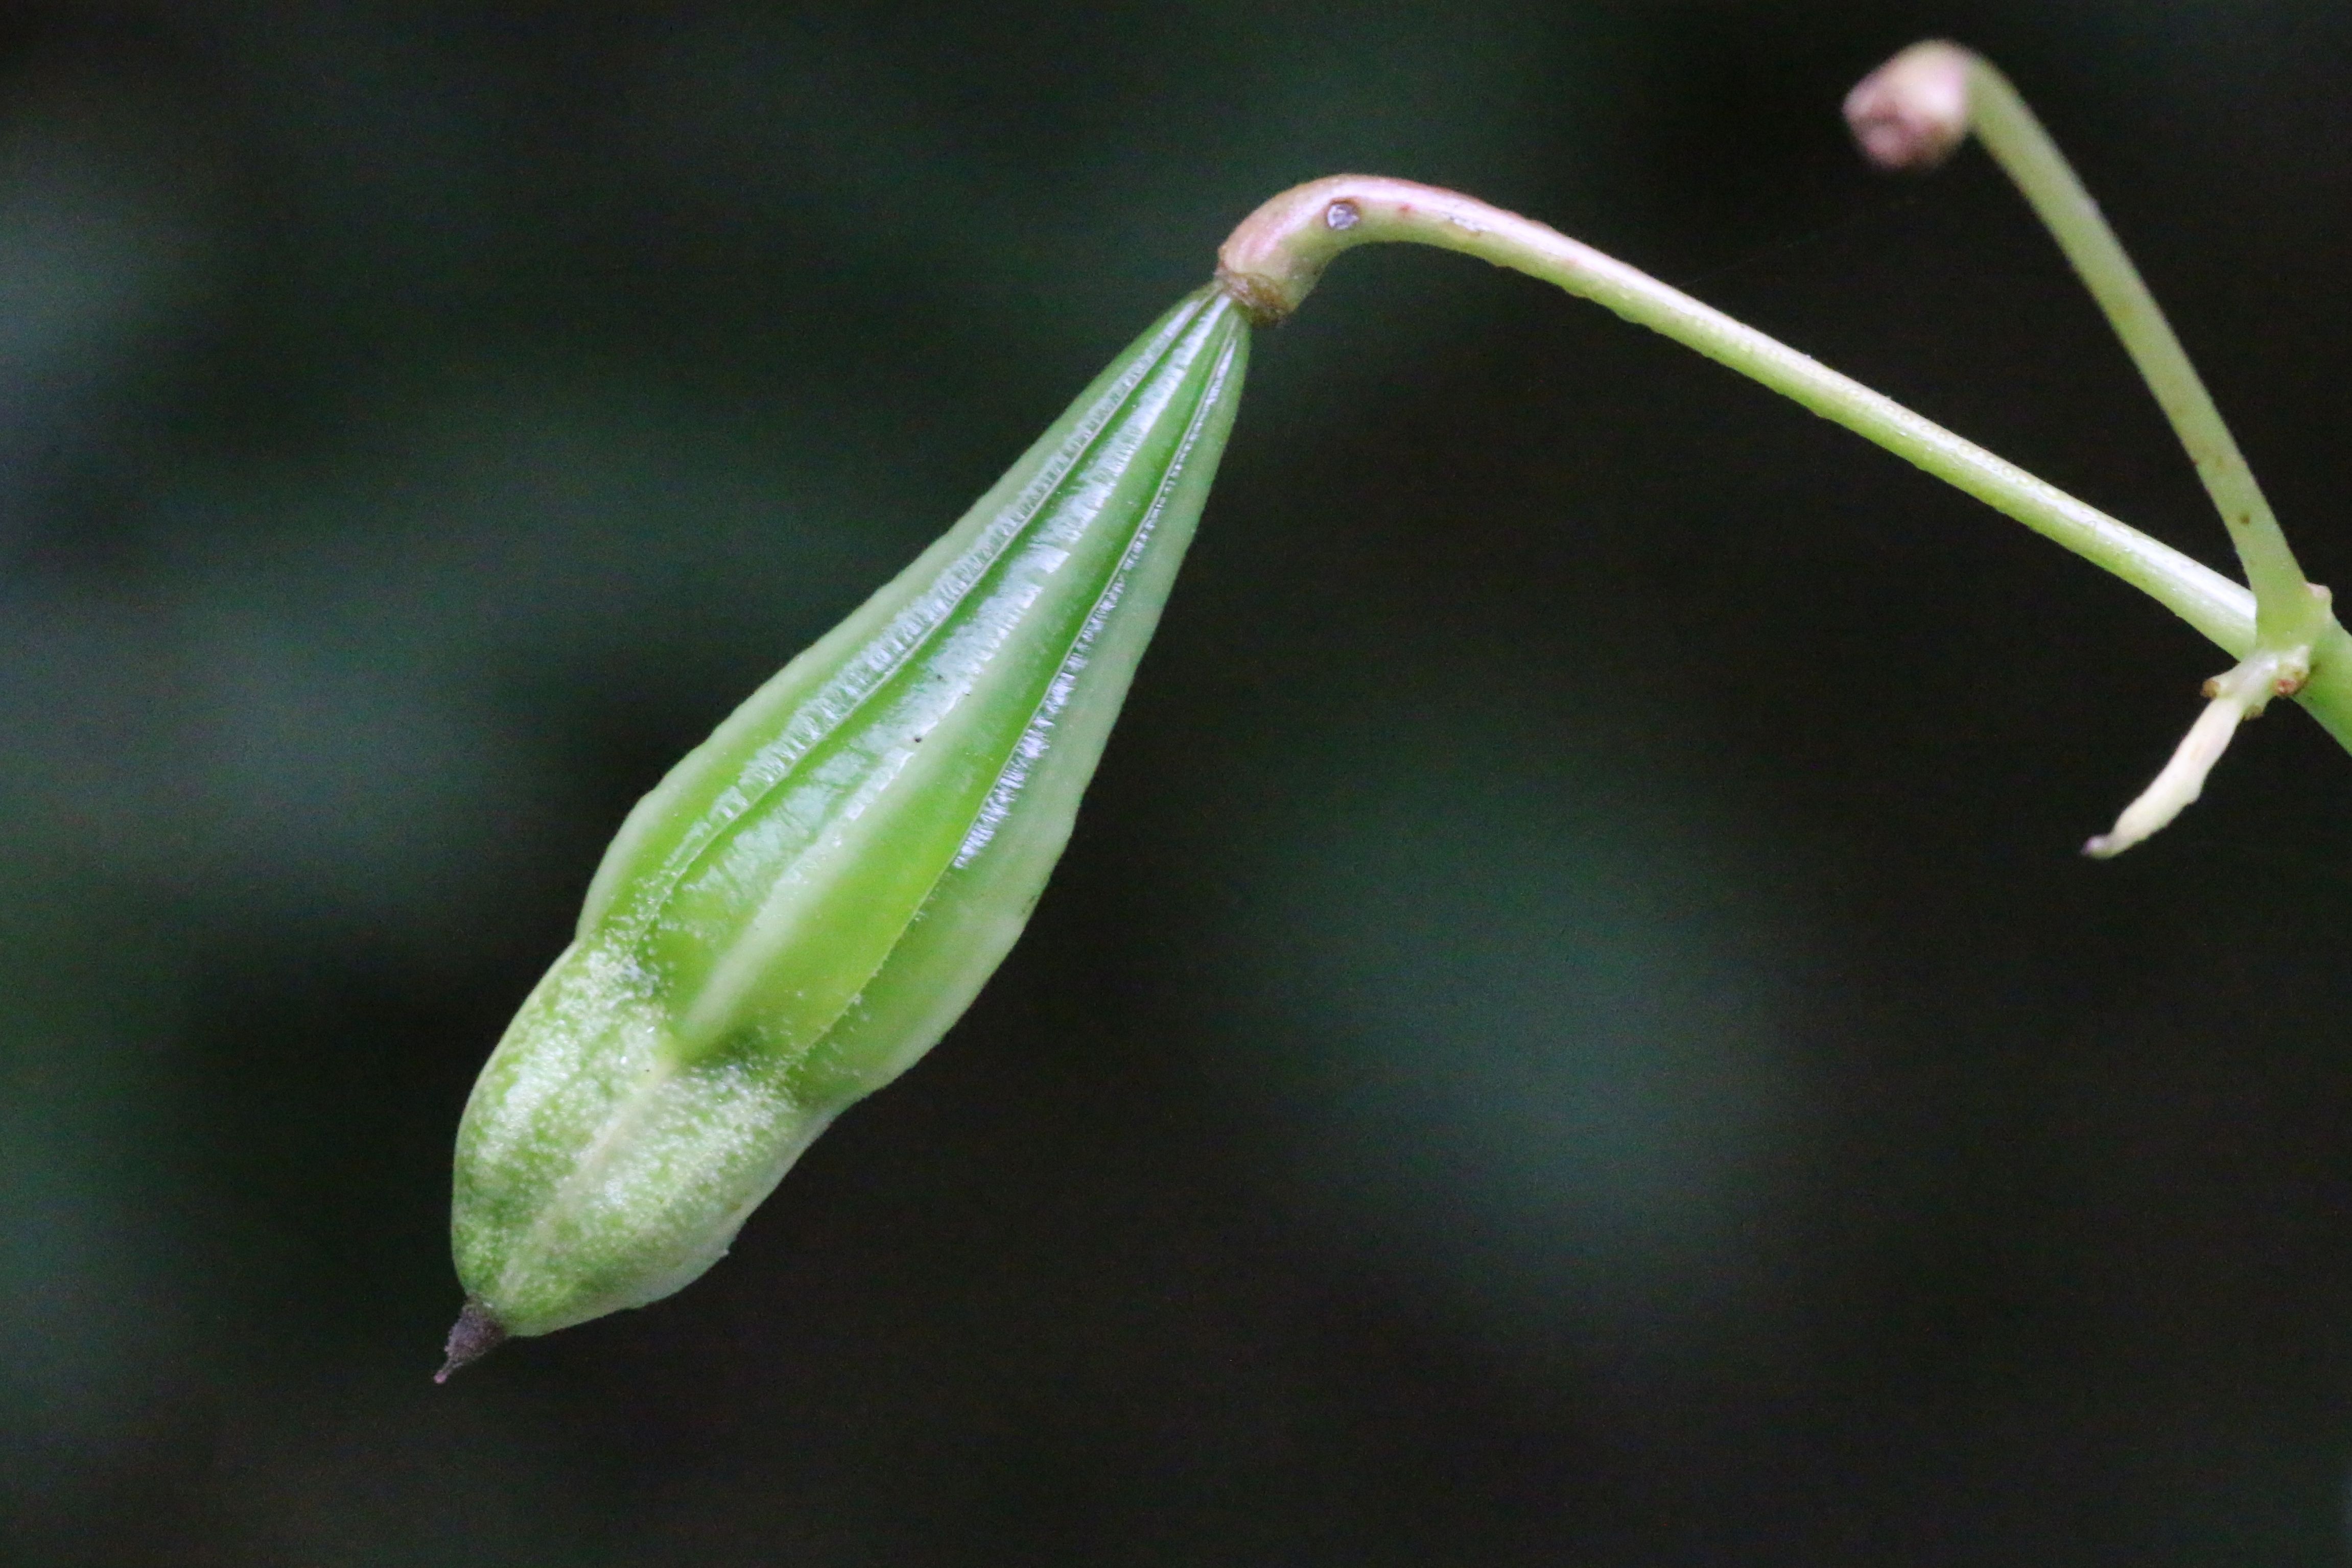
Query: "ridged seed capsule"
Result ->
[[443, 288, 1249, 1374]]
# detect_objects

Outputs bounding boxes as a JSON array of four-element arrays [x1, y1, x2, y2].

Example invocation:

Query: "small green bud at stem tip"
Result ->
[[435, 1299, 508, 1382]]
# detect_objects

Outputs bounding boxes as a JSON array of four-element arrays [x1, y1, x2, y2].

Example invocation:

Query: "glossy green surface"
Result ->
[[451, 289, 1249, 1337]]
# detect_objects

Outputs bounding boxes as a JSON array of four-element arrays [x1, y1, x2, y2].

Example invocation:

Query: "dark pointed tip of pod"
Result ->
[[434, 1299, 509, 1383]]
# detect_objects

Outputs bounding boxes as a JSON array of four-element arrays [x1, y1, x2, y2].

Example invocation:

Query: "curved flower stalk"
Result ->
[[445, 42, 2340, 1375], [1843, 40, 2348, 850], [1215, 177, 2256, 655], [1217, 45, 2349, 846]]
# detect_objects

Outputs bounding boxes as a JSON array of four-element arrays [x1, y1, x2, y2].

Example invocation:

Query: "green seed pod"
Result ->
[[443, 288, 1249, 1373]]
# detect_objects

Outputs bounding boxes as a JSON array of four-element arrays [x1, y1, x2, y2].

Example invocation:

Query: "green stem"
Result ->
[[1854, 42, 2322, 649], [1214, 174, 2352, 757], [1218, 175, 2254, 653]]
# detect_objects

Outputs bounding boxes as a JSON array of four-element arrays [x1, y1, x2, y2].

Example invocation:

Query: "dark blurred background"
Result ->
[[6, 2, 2352, 1562]]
